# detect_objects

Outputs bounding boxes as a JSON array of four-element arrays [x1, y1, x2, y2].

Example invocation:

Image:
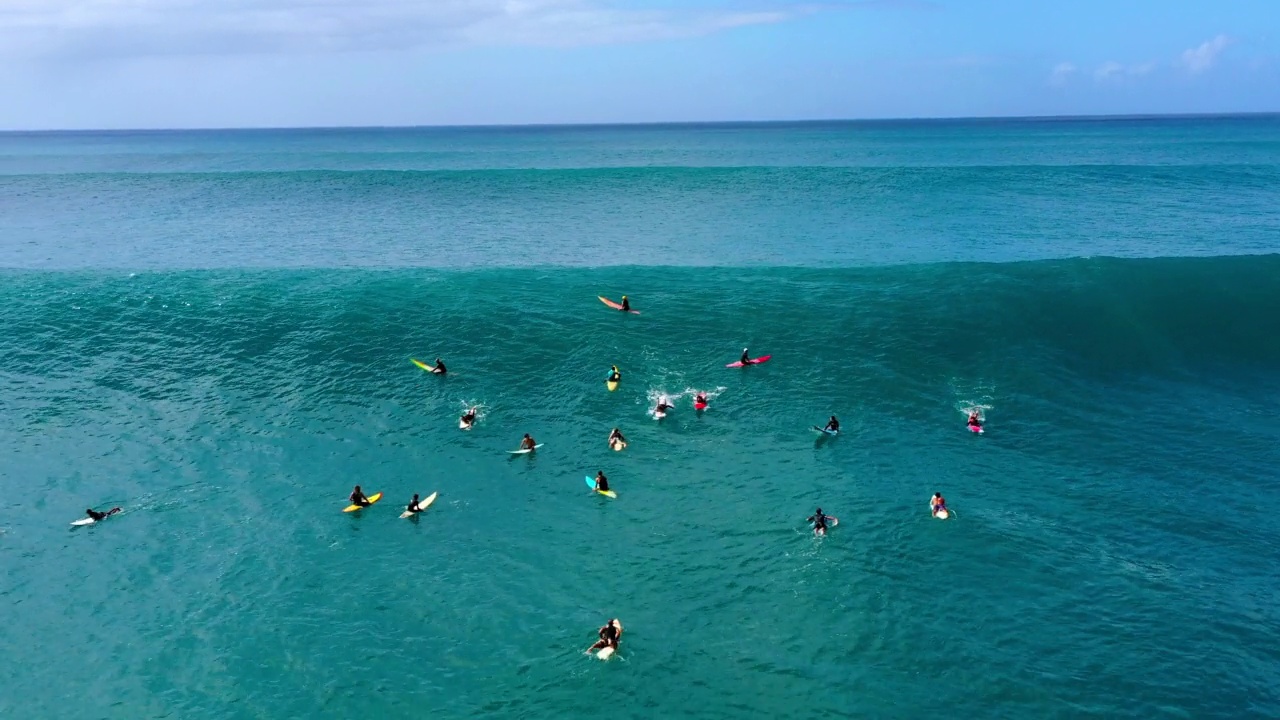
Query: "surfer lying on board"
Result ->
[[431, 358, 447, 375], [967, 411, 982, 428], [589, 619, 623, 652], [824, 416, 840, 433], [620, 296, 631, 312], [654, 399, 674, 415], [594, 471, 610, 493], [807, 507, 830, 536], [86, 507, 121, 522], [520, 434, 537, 451], [931, 493, 947, 516], [461, 407, 476, 428], [406, 493, 424, 514], [607, 366, 621, 383], [349, 485, 371, 507], [608, 428, 627, 448]]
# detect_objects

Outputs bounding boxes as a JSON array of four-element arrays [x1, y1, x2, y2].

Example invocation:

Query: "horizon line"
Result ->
[[2, 111, 1277, 135]]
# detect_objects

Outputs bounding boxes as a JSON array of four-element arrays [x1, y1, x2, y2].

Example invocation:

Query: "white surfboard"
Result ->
[[508, 444, 544, 454], [70, 517, 96, 526], [931, 501, 950, 520], [459, 419, 472, 430], [596, 646, 615, 660], [399, 491, 439, 518]]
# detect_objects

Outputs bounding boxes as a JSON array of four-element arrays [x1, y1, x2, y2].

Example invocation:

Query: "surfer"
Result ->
[[967, 411, 982, 429], [349, 485, 371, 508], [594, 471, 610, 493], [460, 407, 476, 429], [824, 416, 840, 434], [607, 366, 621, 383], [607, 427, 627, 449], [931, 493, 947, 516], [654, 398, 674, 416], [520, 434, 537, 451], [406, 493, 424, 514], [695, 392, 708, 409], [589, 619, 623, 653], [432, 358, 447, 375], [619, 295, 631, 312], [807, 507, 830, 536], [85, 507, 121, 522], [740, 348, 752, 365]]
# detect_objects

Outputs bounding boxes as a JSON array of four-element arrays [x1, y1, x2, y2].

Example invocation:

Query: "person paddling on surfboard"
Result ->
[[85, 507, 121, 522], [588, 619, 623, 653], [967, 411, 982, 429], [520, 434, 537, 451], [931, 493, 948, 517], [824, 416, 840, 434], [349, 485, 371, 508], [807, 507, 831, 536], [460, 407, 477, 429], [607, 366, 621, 384], [654, 398, 674, 417], [619, 296, 631, 312], [695, 392, 708, 410], [607, 428, 627, 449], [594, 471, 610, 494]]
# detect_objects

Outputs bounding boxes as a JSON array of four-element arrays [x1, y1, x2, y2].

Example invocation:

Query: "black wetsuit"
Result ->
[[825, 419, 839, 433], [741, 352, 751, 365], [350, 491, 369, 507], [434, 361, 446, 375], [808, 512, 829, 533], [599, 624, 619, 648], [596, 475, 610, 492], [88, 509, 106, 521], [620, 298, 630, 311]]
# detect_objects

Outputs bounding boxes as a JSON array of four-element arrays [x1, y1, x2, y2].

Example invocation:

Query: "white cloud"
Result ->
[[1180, 34, 1233, 74], [1127, 61, 1156, 76], [0, 0, 811, 59], [1094, 60, 1124, 81], [1049, 61, 1076, 86]]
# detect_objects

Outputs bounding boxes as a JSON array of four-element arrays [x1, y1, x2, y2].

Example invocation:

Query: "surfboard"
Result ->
[[968, 424, 984, 434], [811, 426, 837, 436], [460, 419, 473, 430], [508, 444, 543, 454], [400, 491, 439, 518], [726, 355, 771, 368], [597, 646, 615, 660], [811, 516, 839, 535], [584, 476, 617, 498], [343, 492, 382, 513], [610, 439, 627, 451], [598, 296, 640, 315], [931, 502, 950, 520], [411, 358, 443, 373], [694, 402, 707, 411], [606, 379, 618, 391], [70, 517, 97, 526]]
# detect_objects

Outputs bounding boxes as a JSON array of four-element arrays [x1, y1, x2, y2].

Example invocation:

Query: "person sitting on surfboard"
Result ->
[[608, 428, 627, 449], [461, 407, 476, 429], [740, 348, 752, 365], [967, 411, 982, 428], [594, 471, 610, 493], [520, 434, 537, 451], [619, 296, 631, 312], [931, 493, 947, 516], [431, 358, 446, 375], [824, 416, 840, 434], [589, 619, 622, 652], [807, 507, 830, 536], [406, 493, 424, 514], [86, 507, 121, 522], [349, 485, 371, 508]]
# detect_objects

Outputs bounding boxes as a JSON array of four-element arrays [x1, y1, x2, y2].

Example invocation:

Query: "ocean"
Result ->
[[1, 117, 1279, 719]]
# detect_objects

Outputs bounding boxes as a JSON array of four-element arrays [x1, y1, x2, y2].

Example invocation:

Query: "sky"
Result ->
[[0, 0, 1277, 129]]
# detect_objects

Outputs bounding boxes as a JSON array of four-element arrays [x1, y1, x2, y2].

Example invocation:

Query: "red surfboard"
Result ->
[[726, 355, 771, 368], [598, 296, 640, 314]]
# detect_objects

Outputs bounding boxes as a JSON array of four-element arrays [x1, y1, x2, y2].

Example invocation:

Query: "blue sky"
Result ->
[[0, 0, 1276, 129]]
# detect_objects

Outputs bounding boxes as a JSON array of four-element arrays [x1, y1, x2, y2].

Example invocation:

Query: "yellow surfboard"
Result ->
[[344, 492, 382, 512]]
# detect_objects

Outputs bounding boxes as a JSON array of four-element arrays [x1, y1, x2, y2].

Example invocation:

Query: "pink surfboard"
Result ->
[[968, 424, 984, 434], [726, 355, 771, 368]]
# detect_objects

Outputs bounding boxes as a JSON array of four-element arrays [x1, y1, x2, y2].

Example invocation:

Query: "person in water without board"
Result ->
[[620, 296, 631, 312], [589, 619, 623, 652], [349, 485, 371, 507], [594, 471, 610, 493], [608, 427, 627, 448], [86, 507, 121, 522], [931, 493, 947, 516], [824, 416, 840, 433], [432, 358, 446, 375], [520, 434, 537, 450], [807, 507, 830, 535]]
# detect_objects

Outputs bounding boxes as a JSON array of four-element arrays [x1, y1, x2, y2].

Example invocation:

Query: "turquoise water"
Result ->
[[2, 118, 1280, 718]]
